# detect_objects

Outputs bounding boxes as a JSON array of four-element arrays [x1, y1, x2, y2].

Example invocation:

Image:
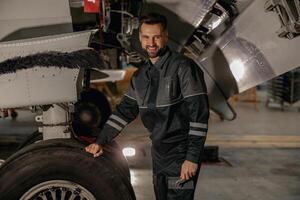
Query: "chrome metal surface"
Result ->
[[200, 3, 230, 34], [20, 180, 96, 200], [198, 0, 300, 96], [265, 0, 300, 39], [215, 27, 276, 94], [183, 0, 300, 119]]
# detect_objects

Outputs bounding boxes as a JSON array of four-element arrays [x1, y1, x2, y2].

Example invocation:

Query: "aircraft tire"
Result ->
[[0, 139, 135, 200]]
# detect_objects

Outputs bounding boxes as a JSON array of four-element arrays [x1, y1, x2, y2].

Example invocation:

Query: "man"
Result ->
[[85, 12, 209, 200]]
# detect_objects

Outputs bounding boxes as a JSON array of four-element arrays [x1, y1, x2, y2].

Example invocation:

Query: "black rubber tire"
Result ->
[[17, 131, 42, 150], [16, 132, 131, 180], [0, 139, 135, 200]]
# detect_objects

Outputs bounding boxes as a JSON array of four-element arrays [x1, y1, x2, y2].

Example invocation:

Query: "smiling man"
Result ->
[[85, 13, 209, 200], [139, 18, 168, 63]]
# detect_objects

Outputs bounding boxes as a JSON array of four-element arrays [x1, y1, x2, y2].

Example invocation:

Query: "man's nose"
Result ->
[[148, 37, 155, 46]]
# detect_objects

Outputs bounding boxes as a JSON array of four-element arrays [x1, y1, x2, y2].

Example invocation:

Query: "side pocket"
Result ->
[[167, 177, 194, 190]]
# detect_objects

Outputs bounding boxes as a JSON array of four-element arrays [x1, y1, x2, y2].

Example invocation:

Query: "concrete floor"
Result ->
[[0, 96, 300, 200], [118, 98, 300, 200]]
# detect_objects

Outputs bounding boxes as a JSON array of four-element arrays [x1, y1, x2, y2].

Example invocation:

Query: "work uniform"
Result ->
[[96, 47, 209, 200]]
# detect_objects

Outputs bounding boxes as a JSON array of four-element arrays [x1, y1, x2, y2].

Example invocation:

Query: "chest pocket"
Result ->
[[165, 76, 178, 99], [157, 76, 181, 106]]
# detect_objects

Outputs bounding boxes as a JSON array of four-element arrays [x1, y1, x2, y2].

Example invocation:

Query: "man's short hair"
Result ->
[[139, 12, 168, 32]]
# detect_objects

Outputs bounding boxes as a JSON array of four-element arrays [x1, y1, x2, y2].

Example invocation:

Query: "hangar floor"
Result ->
[[0, 97, 299, 200], [118, 97, 300, 200]]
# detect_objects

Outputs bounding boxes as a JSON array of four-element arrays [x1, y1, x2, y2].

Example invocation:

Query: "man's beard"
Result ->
[[143, 46, 167, 58]]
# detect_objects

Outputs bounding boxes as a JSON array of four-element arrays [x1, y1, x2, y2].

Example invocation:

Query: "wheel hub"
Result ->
[[20, 180, 96, 200]]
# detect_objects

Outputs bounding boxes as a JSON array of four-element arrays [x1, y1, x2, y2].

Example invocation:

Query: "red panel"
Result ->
[[84, 0, 100, 13]]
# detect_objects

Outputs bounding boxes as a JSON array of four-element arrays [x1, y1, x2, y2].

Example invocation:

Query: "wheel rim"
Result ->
[[20, 180, 96, 200], [0, 159, 5, 166]]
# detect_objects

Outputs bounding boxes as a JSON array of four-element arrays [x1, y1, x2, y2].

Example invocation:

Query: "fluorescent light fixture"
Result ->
[[122, 147, 136, 157]]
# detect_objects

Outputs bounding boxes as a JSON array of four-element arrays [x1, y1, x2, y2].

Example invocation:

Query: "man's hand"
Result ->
[[85, 143, 103, 157], [180, 160, 198, 180]]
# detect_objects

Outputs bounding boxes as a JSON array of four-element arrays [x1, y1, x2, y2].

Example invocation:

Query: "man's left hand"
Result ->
[[180, 160, 198, 180]]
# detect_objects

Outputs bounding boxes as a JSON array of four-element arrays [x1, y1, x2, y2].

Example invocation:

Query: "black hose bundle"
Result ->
[[0, 49, 104, 75]]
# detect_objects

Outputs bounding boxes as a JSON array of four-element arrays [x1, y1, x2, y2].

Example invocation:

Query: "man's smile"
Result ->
[[147, 46, 158, 52]]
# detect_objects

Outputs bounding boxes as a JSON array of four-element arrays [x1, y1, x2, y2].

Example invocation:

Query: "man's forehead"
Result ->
[[140, 23, 165, 33]]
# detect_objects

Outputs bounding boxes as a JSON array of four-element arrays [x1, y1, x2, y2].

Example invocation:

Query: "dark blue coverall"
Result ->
[[96, 47, 209, 200]]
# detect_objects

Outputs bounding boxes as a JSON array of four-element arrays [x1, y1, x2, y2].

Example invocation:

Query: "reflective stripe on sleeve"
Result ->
[[106, 120, 123, 131], [188, 130, 207, 137], [190, 122, 208, 129], [110, 114, 127, 126]]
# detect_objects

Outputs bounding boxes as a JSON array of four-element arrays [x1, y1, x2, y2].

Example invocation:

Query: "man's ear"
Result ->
[[165, 31, 169, 42]]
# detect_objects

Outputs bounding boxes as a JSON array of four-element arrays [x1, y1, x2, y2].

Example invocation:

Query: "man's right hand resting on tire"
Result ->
[[85, 143, 103, 157]]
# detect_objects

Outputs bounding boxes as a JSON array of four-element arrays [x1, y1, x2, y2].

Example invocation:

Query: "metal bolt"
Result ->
[[74, 187, 81, 195]]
